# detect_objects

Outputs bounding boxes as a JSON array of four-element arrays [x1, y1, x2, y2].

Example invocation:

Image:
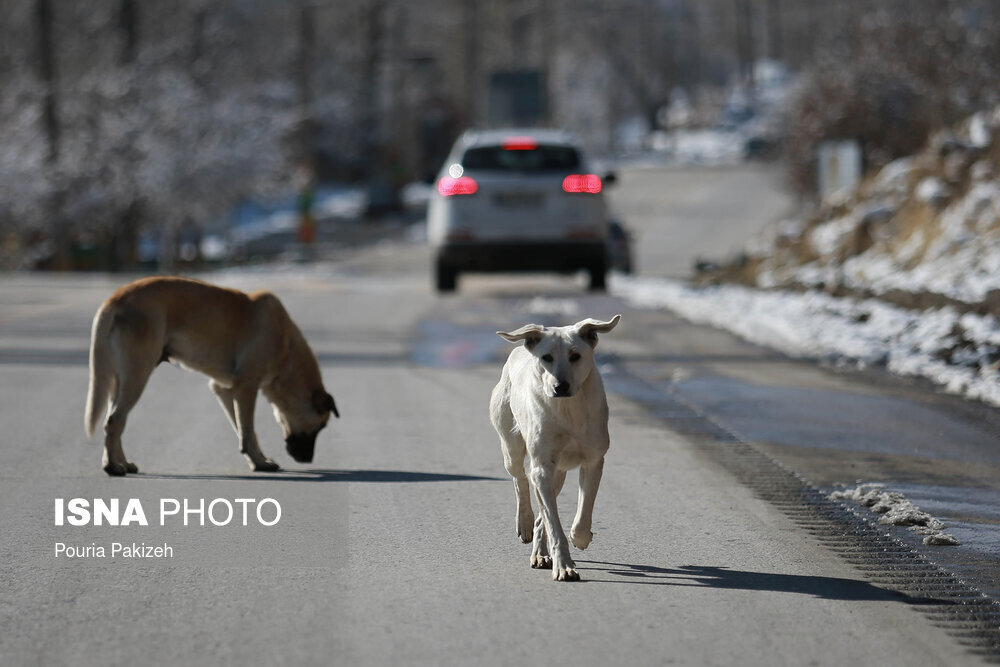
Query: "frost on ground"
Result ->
[[829, 484, 961, 546], [612, 275, 1000, 408]]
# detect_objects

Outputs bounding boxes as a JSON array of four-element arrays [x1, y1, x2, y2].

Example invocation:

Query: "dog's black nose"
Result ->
[[286, 432, 317, 463], [554, 381, 571, 397]]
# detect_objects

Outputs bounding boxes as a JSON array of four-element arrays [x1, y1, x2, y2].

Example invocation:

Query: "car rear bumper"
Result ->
[[437, 240, 606, 273]]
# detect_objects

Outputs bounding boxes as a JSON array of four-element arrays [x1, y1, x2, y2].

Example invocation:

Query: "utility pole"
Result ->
[[115, 0, 139, 271], [766, 0, 782, 61], [298, 2, 317, 166], [119, 0, 137, 65], [684, 3, 701, 93], [734, 0, 755, 92], [602, 3, 618, 153], [363, 0, 383, 180], [35, 0, 69, 269], [388, 5, 405, 158], [297, 2, 318, 247], [539, 0, 552, 125], [36, 0, 59, 164], [463, 0, 479, 128]]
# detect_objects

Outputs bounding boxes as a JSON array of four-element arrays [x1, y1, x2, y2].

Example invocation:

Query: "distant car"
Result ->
[[427, 129, 615, 292]]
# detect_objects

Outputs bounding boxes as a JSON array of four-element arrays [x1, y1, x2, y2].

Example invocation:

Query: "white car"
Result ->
[[427, 129, 614, 292]]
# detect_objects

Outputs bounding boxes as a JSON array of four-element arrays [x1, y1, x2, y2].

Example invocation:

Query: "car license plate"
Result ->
[[494, 193, 543, 208]]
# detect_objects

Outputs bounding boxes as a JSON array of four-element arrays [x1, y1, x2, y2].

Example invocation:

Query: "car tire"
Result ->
[[435, 262, 457, 293], [588, 264, 607, 292]]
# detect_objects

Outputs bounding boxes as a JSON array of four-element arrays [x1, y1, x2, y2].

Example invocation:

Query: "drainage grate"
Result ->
[[613, 365, 1000, 662]]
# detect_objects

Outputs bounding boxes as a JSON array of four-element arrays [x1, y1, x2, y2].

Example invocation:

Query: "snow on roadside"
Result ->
[[611, 275, 1000, 407], [736, 105, 1000, 307], [829, 484, 961, 546], [837, 180, 1000, 304]]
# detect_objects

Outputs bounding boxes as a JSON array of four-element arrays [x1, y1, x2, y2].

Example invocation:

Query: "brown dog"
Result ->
[[84, 276, 338, 476]]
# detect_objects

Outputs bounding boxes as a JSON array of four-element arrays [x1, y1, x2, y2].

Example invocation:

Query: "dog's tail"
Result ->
[[84, 303, 115, 437]]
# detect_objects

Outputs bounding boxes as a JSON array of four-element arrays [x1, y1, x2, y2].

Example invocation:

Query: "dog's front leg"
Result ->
[[232, 385, 280, 472], [530, 509, 549, 568], [571, 458, 604, 550], [529, 462, 578, 581], [530, 469, 565, 568]]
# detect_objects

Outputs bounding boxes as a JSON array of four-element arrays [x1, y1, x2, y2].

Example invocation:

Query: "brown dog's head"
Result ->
[[274, 389, 339, 463], [285, 430, 319, 463]]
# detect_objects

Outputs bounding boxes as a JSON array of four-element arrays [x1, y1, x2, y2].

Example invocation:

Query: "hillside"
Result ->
[[708, 106, 1000, 315]]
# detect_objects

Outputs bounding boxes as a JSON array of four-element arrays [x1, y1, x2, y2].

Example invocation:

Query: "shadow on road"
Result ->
[[576, 561, 949, 604], [139, 468, 505, 483]]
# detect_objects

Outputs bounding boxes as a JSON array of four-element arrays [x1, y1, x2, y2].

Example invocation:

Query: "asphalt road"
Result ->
[[1, 166, 995, 666], [605, 163, 794, 278]]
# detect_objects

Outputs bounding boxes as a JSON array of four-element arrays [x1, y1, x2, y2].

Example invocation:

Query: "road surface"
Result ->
[[605, 163, 794, 277], [1, 166, 997, 666]]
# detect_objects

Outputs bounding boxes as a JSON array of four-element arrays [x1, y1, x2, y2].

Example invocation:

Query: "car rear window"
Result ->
[[461, 145, 581, 172]]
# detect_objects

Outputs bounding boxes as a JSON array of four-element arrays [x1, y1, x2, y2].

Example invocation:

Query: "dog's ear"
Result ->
[[312, 390, 340, 418], [575, 314, 621, 347], [497, 323, 545, 349]]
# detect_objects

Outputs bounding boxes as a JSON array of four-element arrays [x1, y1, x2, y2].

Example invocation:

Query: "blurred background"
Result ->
[[2, 0, 1000, 272]]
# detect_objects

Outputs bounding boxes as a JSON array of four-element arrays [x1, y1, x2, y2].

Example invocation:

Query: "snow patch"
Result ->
[[809, 215, 857, 256], [915, 177, 949, 205], [923, 533, 962, 546], [829, 484, 960, 546], [611, 275, 1000, 408], [871, 156, 916, 195], [968, 111, 992, 149]]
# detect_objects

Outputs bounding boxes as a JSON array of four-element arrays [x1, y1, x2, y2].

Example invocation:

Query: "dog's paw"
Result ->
[[253, 459, 281, 472], [570, 528, 593, 550], [554, 567, 581, 582], [530, 554, 552, 569], [125, 461, 139, 474], [103, 462, 128, 477], [517, 513, 534, 544]]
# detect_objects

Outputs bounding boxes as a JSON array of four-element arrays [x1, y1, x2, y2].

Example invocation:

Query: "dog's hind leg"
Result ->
[[103, 359, 155, 477], [571, 458, 604, 550], [232, 384, 280, 472], [530, 469, 565, 568], [101, 311, 164, 476], [529, 460, 578, 581]]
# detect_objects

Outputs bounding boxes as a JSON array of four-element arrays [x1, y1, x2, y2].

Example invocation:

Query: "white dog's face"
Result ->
[[498, 315, 621, 398]]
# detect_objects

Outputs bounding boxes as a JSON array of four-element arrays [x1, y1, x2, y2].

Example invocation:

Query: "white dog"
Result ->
[[490, 315, 621, 581]]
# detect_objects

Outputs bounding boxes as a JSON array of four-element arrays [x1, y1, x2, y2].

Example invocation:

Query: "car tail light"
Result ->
[[437, 176, 478, 196], [502, 136, 538, 151], [562, 174, 602, 194]]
